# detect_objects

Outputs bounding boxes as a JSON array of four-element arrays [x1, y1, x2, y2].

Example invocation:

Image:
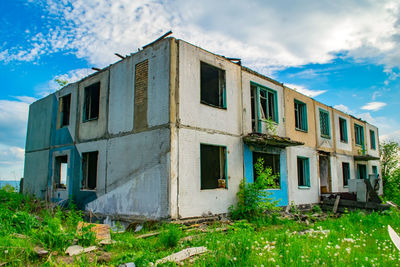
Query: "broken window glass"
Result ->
[[200, 144, 227, 189], [82, 151, 98, 190], [54, 155, 68, 189], [83, 82, 100, 121], [200, 62, 226, 108], [252, 152, 280, 188]]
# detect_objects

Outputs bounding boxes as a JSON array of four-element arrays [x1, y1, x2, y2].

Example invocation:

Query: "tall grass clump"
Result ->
[[158, 224, 182, 248]]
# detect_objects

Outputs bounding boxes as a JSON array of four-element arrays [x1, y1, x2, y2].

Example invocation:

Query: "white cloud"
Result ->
[[285, 83, 327, 98], [361, 101, 387, 111], [0, 99, 30, 147], [333, 104, 353, 114], [2, 0, 400, 76]]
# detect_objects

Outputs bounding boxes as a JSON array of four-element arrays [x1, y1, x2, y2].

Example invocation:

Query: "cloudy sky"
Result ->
[[1, 0, 400, 180]]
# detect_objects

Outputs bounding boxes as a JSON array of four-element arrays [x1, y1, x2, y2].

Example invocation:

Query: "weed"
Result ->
[[158, 224, 182, 248], [312, 204, 322, 213]]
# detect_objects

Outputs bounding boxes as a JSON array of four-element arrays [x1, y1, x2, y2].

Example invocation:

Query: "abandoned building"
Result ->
[[23, 37, 382, 220]]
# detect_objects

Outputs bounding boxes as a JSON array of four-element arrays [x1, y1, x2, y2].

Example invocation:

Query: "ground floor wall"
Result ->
[[23, 149, 50, 199], [177, 128, 243, 218]]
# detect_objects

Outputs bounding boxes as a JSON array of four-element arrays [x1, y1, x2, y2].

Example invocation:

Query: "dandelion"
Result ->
[[259, 253, 263, 256], [269, 258, 276, 262], [346, 247, 351, 254], [335, 245, 340, 249], [233, 257, 237, 261]]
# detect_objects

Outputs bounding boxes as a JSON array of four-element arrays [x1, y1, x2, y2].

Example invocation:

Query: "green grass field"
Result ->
[[1, 187, 400, 266]]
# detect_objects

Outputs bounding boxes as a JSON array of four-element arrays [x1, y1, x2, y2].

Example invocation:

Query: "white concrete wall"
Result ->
[[241, 71, 285, 136], [368, 160, 383, 195], [333, 112, 352, 152], [286, 146, 319, 205], [178, 40, 242, 135], [315, 105, 334, 150], [334, 154, 354, 192], [366, 123, 380, 158], [77, 71, 109, 141], [177, 128, 243, 218]]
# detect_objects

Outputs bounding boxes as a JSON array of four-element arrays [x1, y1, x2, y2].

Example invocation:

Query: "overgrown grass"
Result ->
[[2, 188, 400, 266]]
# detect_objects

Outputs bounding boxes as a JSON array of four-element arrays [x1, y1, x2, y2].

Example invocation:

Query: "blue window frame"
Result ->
[[354, 124, 364, 146], [372, 165, 378, 179], [319, 108, 330, 138], [250, 82, 279, 132], [357, 164, 367, 179], [297, 157, 310, 187], [339, 117, 348, 143], [342, 162, 350, 187], [370, 130, 376, 150], [294, 100, 307, 131]]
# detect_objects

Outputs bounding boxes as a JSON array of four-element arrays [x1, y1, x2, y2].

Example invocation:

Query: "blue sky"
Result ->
[[1, 0, 400, 180]]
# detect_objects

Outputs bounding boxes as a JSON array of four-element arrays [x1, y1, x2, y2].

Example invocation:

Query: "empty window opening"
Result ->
[[200, 62, 226, 108], [297, 157, 310, 187], [252, 152, 280, 188], [372, 165, 378, 179], [319, 109, 330, 138], [339, 117, 348, 143], [357, 164, 367, 179], [82, 151, 98, 190], [294, 100, 307, 131], [59, 94, 71, 127], [342, 162, 350, 187], [200, 144, 227, 190], [83, 82, 100, 121], [54, 155, 68, 189], [370, 130, 376, 150], [354, 124, 364, 146]]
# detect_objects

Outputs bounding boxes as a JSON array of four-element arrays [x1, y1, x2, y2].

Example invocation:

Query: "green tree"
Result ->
[[380, 141, 399, 182]]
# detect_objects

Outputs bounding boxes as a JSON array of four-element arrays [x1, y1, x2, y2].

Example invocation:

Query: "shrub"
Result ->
[[158, 224, 182, 248], [230, 158, 279, 220]]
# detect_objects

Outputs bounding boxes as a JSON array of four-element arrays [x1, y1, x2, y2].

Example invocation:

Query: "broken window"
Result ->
[[342, 162, 350, 187], [200, 144, 227, 190], [259, 88, 277, 122], [250, 83, 278, 132], [297, 157, 310, 187], [81, 151, 98, 190], [339, 117, 348, 143], [251, 85, 257, 132], [354, 124, 364, 146], [54, 155, 68, 189], [252, 152, 280, 188], [357, 164, 367, 179], [59, 94, 71, 127], [200, 62, 226, 108], [319, 109, 330, 138], [370, 130, 376, 150], [83, 82, 100, 121], [294, 100, 307, 131]]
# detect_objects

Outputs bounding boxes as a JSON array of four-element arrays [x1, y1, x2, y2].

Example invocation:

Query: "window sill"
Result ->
[[200, 187, 228, 191], [295, 128, 308, 133], [343, 186, 349, 188], [265, 188, 281, 191], [298, 186, 311, 189], [200, 101, 227, 110], [82, 117, 99, 123], [320, 135, 331, 139], [340, 140, 348, 144], [259, 118, 279, 124], [80, 188, 96, 192]]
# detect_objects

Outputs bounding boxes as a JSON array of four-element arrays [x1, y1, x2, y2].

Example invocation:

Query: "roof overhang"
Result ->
[[243, 133, 304, 148], [354, 155, 380, 161]]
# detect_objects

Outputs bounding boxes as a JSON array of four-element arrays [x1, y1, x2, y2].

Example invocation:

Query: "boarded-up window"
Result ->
[[200, 62, 226, 108], [82, 151, 98, 190], [252, 152, 280, 188], [200, 144, 227, 189], [83, 82, 100, 121], [59, 94, 71, 127], [134, 60, 148, 130], [54, 155, 68, 189]]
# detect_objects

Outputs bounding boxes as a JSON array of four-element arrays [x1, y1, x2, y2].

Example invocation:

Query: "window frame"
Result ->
[[294, 99, 308, 132], [319, 108, 331, 139], [354, 124, 364, 147], [200, 143, 228, 190], [297, 156, 310, 188], [372, 165, 378, 179], [200, 61, 226, 109], [81, 151, 98, 191], [59, 94, 71, 128], [370, 130, 376, 150], [342, 162, 350, 187], [252, 151, 281, 189], [339, 117, 348, 143], [54, 155, 68, 190], [250, 82, 279, 133], [357, 164, 367, 179], [83, 82, 100, 122]]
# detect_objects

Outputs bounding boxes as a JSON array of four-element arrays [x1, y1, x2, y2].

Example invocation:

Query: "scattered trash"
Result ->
[[135, 225, 143, 232], [77, 222, 111, 243], [136, 232, 160, 239], [34, 246, 48, 257], [155, 246, 208, 265], [388, 225, 400, 251], [119, 263, 136, 267], [65, 245, 84, 256]]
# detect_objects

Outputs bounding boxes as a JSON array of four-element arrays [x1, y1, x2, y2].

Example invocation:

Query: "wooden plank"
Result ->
[[333, 195, 341, 213]]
